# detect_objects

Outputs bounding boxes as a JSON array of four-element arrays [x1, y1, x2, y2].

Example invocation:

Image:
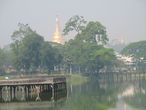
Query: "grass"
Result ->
[[0, 76, 5, 80], [68, 73, 89, 86]]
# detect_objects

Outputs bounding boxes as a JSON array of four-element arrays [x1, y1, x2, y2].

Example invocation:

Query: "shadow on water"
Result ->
[[0, 73, 146, 110], [63, 73, 146, 110], [0, 83, 67, 110], [63, 76, 117, 110], [97, 73, 146, 110], [0, 89, 67, 110]]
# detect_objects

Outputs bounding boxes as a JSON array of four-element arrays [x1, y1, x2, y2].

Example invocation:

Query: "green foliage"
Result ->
[[63, 15, 87, 35], [10, 23, 63, 73], [121, 40, 146, 58], [8, 15, 115, 74], [21, 33, 44, 71], [40, 42, 63, 72], [11, 23, 44, 71], [0, 48, 5, 67], [2, 46, 13, 67], [81, 21, 108, 45], [0, 48, 5, 73], [0, 46, 14, 74], [93, 48, 115, 62], [63, 17, 115, 73], [68, 74, 89, 86]]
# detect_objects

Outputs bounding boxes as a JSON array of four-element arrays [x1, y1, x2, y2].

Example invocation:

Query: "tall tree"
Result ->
[[11, 23, 63, 74], [21, 33, 44, 72], [11, 23, 34, 71], [63, 15, 87, 35], [63, 16, 115, 74], [40, 42, 59, 72], [11, 23, 44, 72]]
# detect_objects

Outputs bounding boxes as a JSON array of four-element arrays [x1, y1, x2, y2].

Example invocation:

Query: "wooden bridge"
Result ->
[[0, 76, 66, 86], [0, 76, 67, 102]]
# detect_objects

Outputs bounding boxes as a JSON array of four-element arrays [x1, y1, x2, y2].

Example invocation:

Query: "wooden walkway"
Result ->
[[0, 76, 66, 86], [0, 75, 67, 102]]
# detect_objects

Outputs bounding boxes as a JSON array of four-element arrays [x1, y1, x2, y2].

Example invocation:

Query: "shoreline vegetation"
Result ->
[[67, 74, 89, 86], [0, 16, 115, 78]]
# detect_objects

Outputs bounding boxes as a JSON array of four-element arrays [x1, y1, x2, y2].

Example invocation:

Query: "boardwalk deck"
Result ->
[[0, 76, 67, 102], [0, 76, 66, 86]]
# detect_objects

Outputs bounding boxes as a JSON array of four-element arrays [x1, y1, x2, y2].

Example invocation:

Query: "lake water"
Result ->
[[0, 75, 146, 110]]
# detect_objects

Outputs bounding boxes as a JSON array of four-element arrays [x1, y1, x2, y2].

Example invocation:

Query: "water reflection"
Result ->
[[64, 75, 146, 110], [98, 75, 146, 110], [0, 89, 67, 110], [123, 80, 146, 110]]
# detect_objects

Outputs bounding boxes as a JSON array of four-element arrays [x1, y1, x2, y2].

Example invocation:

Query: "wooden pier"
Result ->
[[0, 76, 67, 102]]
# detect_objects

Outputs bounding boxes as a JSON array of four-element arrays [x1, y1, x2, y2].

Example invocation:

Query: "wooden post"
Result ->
[[35, 85, 41, 101], [10, 86, 12, 101], [51, 84, 54, 100], [0, 86, 2, 101]]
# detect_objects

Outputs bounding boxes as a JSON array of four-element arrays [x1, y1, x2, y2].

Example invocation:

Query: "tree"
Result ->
[[40, 42, 63, 73], [21, 33, 44, 72], [89, 47, 116, 73], [3, 45, 14, 67], [11, 23, 44, 73], [121, 40, 146, 71], [0, 48, 5, 74], [81, 21, 109, 45], [63, 15, 87, 35], [11, 23, 64, 74], [121, 40, 146, 59], [63, 19, 115, 74]]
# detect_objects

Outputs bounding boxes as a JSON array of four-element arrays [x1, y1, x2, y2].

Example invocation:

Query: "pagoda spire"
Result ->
[[52, 16, 63, 44]]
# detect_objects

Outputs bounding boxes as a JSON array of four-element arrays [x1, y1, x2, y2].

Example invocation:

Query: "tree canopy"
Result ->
[[0, 16, 116, 75], [10, 23, 63, 74], [63, 15, 87, 35], [0, 48, 5, 74], [63, 16, 115, 74], [121, 40, 146, 59]]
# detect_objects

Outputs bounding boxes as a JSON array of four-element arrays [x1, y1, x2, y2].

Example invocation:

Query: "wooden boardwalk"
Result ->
[[0, 76, 66, 86], [0, 76, 67, 102]]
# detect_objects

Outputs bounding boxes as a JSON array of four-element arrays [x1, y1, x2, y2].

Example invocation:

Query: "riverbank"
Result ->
[[68, 74, 89, 86], [0, 76, 5, 80]]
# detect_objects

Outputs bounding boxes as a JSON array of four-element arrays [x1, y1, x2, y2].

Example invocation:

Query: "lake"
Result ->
[[0, 74, 146, 110]]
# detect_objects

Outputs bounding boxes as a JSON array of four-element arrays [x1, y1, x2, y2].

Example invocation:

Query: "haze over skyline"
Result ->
[[0, 0, 146, 47]]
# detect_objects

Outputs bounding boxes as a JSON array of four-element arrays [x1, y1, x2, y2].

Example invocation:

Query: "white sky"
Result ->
[[0, 0, 146, 47]]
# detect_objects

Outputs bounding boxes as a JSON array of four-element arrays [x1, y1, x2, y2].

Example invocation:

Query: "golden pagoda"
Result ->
[[52, 16, 63, 44]]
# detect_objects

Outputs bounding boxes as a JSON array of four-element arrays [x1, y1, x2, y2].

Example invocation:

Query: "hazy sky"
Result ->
[[0, 0, 146, 47]]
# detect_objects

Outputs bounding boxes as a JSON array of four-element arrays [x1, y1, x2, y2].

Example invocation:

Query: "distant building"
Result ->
[[52, 16, 64, 44], [115, 52, 135, 65]]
